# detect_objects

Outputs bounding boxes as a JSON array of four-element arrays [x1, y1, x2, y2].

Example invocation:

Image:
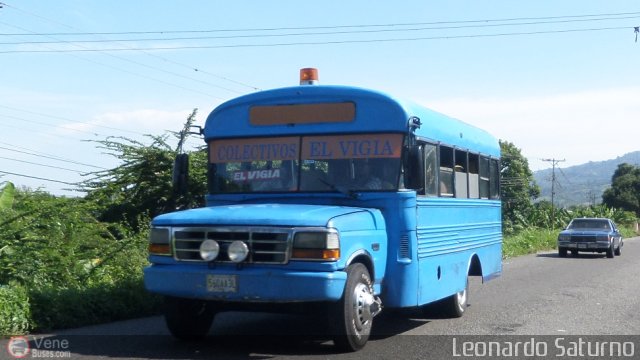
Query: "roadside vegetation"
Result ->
[[502, 205, 637, 258], [0, 186, 160, 335], [1, 117, 638, 335]]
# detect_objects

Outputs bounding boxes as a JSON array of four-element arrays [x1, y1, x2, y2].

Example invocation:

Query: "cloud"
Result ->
[[423, 87, 640, 170]]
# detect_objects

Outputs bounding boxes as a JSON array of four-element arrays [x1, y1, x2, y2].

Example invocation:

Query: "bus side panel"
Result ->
[[415, 198, 502, 306], [377, 192, 420, 308], [380, 230, 420, 308]]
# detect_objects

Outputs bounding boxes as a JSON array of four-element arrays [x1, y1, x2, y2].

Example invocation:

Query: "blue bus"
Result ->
[[144, 68, 502, 351]]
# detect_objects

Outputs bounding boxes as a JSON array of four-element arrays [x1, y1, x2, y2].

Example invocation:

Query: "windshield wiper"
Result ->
[[318, 179, 359, 199]]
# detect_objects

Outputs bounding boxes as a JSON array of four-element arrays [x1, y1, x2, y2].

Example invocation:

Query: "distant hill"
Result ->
[[532, 151, 640, 207]]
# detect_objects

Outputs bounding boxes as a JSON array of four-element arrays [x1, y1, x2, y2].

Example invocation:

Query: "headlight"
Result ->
[[148, 227, 172, 256], [228, 241, 249, 263], [292, 230, 340, 261], [199, 239, 220, 261], [558, 234, 570, 242]]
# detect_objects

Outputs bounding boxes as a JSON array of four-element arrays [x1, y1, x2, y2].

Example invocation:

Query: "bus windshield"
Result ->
[[209, 133, 403, 194]]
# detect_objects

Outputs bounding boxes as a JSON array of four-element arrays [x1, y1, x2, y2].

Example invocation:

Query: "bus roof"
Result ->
[[205, 85, 500, 158]]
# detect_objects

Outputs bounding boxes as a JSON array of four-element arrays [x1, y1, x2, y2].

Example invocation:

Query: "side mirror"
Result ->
[[404, 146, 424, 191], [173, 153, 189, 195]]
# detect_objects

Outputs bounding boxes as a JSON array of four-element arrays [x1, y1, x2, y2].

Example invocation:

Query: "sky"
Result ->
[[1, 0, 639, 197]]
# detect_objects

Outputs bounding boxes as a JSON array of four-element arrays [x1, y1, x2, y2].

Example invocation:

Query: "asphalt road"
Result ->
[[4, 237, 639, 359]]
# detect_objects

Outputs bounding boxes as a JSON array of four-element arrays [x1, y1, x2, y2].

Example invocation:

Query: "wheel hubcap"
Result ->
[[456, 288, 467, 311], [352, 283, 375, 331]]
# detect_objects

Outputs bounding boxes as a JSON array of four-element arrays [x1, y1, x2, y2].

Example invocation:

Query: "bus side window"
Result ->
[[468, 153, 480, 198], [489, 159, 500, 199], [424, 143, 438, 196], [454, 149, 468, 198], [479, 156, 490, 199], [439, 146, 454, 197]]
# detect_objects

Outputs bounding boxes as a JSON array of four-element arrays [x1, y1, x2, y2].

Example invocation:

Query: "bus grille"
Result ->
[[173, 227, 291, 264]]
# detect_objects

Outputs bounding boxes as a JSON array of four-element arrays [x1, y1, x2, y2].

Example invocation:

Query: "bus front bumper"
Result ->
[[144, 264, 347, 302]]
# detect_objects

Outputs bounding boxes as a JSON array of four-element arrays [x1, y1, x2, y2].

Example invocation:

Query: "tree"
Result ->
[[0, 182, 15, 210], [602, 163, 640, 216], [500, 141, 540, 232], [81, 109, 207, 229]]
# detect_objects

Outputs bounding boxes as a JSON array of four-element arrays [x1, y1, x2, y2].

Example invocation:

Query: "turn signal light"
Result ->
[[291, 248, 340, 260], [148, 243, 171, 256]]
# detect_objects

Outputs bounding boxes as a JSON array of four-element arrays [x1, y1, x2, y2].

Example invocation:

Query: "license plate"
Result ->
[[578, 244, 587, 249], [206, 275, 237, 293]]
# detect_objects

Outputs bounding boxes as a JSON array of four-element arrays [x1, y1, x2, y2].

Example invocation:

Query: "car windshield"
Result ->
[[568, 219, 611, 230], [208, 134, 403, 194]]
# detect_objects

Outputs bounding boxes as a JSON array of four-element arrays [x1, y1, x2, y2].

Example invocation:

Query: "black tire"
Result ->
[[331, 263, 374, 352], [440, 278, 469, 318], [558, 248, 568, 257], [606, 242, 615, 258], [164, 296, 216, 340], [570, 250, 578, 256]]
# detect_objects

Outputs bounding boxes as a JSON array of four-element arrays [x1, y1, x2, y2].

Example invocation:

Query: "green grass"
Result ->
[[503, 228, 558, 258]]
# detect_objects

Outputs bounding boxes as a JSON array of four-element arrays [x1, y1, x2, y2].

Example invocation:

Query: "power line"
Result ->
[[1, 26, 633, 54], [0, 104, 143, 137], [0, 121, 94, 143], [1, 114, 103, 136], [0, 21, 226, 99], [0, 2, 260, 92], [3, 11, 639, 36], [4, 15, 639, 45], [0, 145, 108, 170], [0, 170, 77, 186], [0, 155, 87, 174]]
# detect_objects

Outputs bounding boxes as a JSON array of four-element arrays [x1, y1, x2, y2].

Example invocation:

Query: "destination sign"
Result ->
[[209, 137, 299, 163], [301, 134, 403, 159], [209, 133, 403, 163], [249, 102, 355, 125]]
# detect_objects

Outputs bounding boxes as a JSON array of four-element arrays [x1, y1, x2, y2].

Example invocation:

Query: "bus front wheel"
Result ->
[[164, 296, 216, 340], [331, 263, 376, 352]]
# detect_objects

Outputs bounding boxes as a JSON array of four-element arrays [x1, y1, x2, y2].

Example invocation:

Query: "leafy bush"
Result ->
[[29, 278, 160, 331], [1, 116, 204, 333], [0, 188, 160, 333], [0, 283, 32, 335]]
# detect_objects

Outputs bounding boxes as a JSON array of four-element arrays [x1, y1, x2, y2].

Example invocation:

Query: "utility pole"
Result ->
[[542, 158, 565, 229]]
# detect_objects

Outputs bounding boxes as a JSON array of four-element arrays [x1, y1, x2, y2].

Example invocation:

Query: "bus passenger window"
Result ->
[[424, 143, 437, 196], [468, 153, 480, 198], [439, 146, 454, 197], [489, 159, 500, 199], [479, 156, 490, 199], [454, 149, 468, 198]]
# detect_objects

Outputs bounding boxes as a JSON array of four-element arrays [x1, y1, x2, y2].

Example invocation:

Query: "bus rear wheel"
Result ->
[[441, 278, 469, 318], [164, 296, 216, 340], [331, 263, 377, 352]]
